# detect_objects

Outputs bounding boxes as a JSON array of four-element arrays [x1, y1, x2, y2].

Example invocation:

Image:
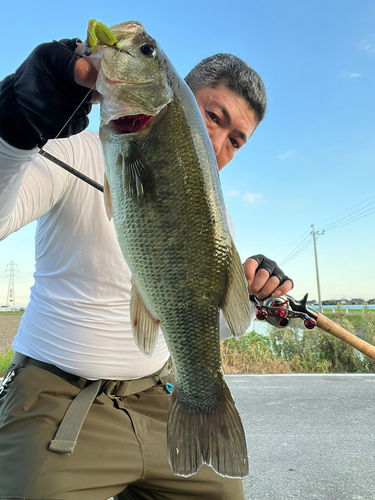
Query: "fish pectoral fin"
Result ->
[[123, 142, 156, 199], [221, 241, 252, 338], [103, 173, 113, 220], [167, 382, 249, 479], [130, 279, 160, 357]]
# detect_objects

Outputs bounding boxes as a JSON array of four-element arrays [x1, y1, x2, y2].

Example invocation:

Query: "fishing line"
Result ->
[[36, 44, 123, 192], [36, 82, 104, 192]]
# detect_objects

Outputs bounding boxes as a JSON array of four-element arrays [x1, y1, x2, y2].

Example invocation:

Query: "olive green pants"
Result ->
[[0, 358, 245, 500]]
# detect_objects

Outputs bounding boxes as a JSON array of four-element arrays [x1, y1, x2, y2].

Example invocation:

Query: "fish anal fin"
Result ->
[[167, 382, 249, 478], [123, 142, 156, 199], [103, 173, 112, 220], [221, 241, 252, 338], [130, 279, 160, 357]]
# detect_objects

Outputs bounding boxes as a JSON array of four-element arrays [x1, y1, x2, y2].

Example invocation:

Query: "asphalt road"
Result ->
[[227, 374, 375, 500], [1, 373, 374, 499]]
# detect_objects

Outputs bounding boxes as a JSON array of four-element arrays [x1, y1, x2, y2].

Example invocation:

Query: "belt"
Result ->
[[11, 352, 169, 454]]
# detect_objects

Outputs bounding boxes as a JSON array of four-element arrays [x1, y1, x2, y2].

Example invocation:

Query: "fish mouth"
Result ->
[[111, 114, 153, 134]]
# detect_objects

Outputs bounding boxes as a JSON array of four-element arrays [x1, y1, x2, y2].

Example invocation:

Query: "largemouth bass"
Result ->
[[83, 20, 252, 478]]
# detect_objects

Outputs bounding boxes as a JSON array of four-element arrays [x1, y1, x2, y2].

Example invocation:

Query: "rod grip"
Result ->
[[316, 314, 375, 362]]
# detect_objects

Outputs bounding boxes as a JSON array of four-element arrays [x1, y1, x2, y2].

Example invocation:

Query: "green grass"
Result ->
[[322, 309, 374, 315], [0, 348, 14, 376]]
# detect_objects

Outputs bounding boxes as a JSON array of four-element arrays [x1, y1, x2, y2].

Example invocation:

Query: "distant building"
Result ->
[[346, 298, 365, 305], [306, 300, 317, 306]]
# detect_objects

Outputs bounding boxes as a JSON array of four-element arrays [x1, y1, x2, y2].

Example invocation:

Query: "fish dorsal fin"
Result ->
[[103, 173, 113, 221], [130, 278, 160, 357], [221, 240, 252, 338], [122, 142, 156, 198]]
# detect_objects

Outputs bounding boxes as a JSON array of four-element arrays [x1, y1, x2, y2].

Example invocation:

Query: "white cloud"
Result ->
[[359, 39, 375, 54], [243, 192, 262, 205], [277, 150, 295, 159], [340, 70, 363, 79], [226, 189, 240, 197]]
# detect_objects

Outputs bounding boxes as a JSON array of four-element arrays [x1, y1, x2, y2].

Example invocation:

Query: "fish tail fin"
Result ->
[[167, 382, 248, 478], [221, 241, 252, 337]]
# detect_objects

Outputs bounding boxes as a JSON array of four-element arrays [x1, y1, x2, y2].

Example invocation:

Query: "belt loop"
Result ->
[[49, 379, 102, 454], [77, 377, 88, 390]]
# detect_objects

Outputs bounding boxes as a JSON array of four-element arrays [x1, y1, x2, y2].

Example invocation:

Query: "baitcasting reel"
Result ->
[[250, 294, 318, 330]]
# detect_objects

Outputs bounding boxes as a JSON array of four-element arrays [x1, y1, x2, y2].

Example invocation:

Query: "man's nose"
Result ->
[[209, 131, 225, 156]]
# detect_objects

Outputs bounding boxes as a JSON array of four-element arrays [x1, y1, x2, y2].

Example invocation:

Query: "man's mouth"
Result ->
[[111, 114, 153, 134]]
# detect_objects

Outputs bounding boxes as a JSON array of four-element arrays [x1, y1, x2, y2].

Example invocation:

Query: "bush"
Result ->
[[221, 330, 294, 374]]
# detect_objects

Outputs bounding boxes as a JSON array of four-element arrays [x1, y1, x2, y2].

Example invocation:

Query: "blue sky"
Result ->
[[1, 0, 374, 306]]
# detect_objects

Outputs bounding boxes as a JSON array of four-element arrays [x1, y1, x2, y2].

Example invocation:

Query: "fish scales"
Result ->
[[89, 20, 252, 478], [107, 90, 228, 405]]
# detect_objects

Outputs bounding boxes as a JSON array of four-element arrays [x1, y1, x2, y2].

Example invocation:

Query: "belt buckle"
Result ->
[[107, 380, 123, 399]]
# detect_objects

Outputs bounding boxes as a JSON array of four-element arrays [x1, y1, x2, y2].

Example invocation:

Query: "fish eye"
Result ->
[[140, 44, 155, 57]]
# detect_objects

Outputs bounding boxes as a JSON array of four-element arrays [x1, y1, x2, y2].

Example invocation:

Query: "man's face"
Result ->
[[194, 84, 258, 171]]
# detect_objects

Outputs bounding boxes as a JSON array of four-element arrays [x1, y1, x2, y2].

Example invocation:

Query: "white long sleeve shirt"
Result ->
[[0, 131, 237, 380]]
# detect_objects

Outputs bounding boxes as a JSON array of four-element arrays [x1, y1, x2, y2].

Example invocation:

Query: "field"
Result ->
[[0, 312, 22, 353]]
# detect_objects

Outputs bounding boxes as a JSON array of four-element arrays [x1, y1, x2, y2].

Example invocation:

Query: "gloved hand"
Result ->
[[0, 39, 93, 150], [244, 254, 293, 299]]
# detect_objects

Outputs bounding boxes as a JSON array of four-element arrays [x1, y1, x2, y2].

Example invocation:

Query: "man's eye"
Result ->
[[230, 138, 240, 149], [207, 111, 218, 123]]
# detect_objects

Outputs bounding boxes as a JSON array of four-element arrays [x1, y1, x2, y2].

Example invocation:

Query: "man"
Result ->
[[0, 37, 292, 500]]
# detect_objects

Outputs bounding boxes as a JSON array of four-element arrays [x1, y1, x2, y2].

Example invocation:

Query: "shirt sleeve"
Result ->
[[0, 137, 71, 241]]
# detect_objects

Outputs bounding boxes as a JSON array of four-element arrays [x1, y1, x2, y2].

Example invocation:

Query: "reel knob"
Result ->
[[256, 309, 268, 321], [274, 308, 288, 319], [304, 317, 316, 330]]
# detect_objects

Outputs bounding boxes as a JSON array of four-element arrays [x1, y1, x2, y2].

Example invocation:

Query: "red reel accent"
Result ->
[[304, 318, 316, 330], [256, 309, 268, 321], [274, 308, 288, 318]]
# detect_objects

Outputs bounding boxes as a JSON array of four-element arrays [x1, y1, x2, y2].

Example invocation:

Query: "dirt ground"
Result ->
[[0, 314, 22, 352]]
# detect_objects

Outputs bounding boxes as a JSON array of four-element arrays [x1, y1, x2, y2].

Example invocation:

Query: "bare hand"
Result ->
[[74, 57, 101, 103]]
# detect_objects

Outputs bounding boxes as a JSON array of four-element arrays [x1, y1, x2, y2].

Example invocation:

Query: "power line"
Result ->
[[277, 194, 375, 266], [315, 194, 375, 227], [323, 205, 375, 232], [279, 237, 313, 266], [274, 230, 311, 260]]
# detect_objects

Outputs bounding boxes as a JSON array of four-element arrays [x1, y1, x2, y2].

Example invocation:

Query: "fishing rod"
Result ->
[[38, 149, 104, 193], [250, 294, 375, 362], [38, 149, 375, 362]]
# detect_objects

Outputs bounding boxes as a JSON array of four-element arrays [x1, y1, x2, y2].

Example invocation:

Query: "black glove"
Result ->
[[249, 254, 293, 287], [0, 38, 92, 150]]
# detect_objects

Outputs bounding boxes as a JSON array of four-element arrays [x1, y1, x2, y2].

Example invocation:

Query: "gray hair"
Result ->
[[185, 53, 267, 124]]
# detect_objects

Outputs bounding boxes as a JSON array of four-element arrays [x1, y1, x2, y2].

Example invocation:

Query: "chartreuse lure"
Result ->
[[84, 19, 121, 55]]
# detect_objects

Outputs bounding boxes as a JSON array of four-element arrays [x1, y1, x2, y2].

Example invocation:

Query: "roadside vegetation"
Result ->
[[221, 303, 375, 374], [0, 348, 14, 376], [1, 304, 375, 376]]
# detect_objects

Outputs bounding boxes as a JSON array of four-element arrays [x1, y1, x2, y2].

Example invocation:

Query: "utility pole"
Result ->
[[5, 261, 18, 312], [311, 225, 324, 313]]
